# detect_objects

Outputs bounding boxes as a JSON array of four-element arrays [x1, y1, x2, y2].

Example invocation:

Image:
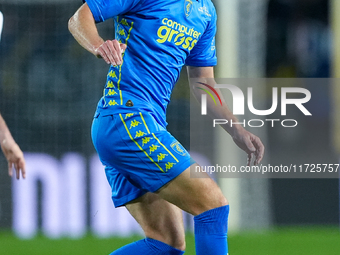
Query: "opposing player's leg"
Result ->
[[110, 192, 185, 255], [157, 164, 229, 255]]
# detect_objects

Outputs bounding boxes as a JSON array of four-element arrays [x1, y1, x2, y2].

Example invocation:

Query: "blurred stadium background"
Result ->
[[0, 0, 339, 254]]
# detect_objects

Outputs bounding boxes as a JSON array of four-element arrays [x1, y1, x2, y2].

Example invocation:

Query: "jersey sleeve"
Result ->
[[83, 0, 142, 23], [185, 7, 217, 67]]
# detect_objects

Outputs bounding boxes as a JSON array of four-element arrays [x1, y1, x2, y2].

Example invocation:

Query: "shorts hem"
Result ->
[[113, 189, 148, 208], [112, 158, 192, 207]]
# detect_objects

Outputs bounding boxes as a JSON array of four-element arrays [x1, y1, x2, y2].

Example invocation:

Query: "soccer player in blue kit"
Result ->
[[69, 0, 264, 254]]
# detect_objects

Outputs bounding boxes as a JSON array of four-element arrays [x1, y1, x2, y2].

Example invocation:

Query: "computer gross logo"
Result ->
[[156, 18, 201, 50]]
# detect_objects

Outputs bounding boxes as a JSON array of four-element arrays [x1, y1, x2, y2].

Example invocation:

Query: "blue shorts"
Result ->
[[91, 111, 191, 207]]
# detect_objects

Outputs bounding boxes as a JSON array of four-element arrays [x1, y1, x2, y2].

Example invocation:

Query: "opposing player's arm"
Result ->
[[68, 3, 126, 66], [187, 66, 264, 165], [0, 114, 26, 179]]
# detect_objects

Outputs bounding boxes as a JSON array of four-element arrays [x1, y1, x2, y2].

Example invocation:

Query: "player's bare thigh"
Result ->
[[126, 192, 186, 251], [156, 163, 228, 216], [125, 163, 227, 250]]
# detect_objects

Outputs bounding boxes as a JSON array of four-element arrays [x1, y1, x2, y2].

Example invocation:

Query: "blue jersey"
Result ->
[[85, 0, 217, 127]]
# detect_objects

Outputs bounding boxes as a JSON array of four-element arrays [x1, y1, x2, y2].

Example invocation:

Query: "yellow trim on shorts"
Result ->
[[139, 112, 179, 163], [152, 133, 179, 163], [119, 114, 164, 173], [139, 112, 150, 134]]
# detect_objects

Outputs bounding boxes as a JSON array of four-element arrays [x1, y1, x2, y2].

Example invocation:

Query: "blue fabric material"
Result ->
[[109, 238, 185, 255], [84, 0, 217, 127], [91, 112, 191, 207], [194, 205, 229, 255]]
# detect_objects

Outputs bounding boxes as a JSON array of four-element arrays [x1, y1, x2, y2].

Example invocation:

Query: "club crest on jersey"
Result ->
[[185, 0, 193, 18], [170, 141, 187, 156]]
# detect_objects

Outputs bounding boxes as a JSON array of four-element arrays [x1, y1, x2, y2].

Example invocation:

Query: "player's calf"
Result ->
[[157, 164, 230, 255], [125, 192, 186, 251]]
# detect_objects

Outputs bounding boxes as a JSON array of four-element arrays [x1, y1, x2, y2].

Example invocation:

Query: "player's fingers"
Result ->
[[98, 42, 116, 66], [120, 43, 127, 53], [253, 137, 265, 165], [15, 163, 20, 180], [111, 40, 123, 64], [21, 160, 26, 179], [107, 40, 123, 65], [244, 137, 256, 154], [8, 162, 13, 177], [103, 40, 119, 66], [96, 47, 110, 64], [101, 42, 117, 66], [247, 153, 253, 166], [102, 41, 117, 65]]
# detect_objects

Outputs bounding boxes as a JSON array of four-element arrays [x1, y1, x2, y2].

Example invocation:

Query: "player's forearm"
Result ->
[[68, 3, 104, 57], [192, 81, 243, 136], [187, 66, 244, 136], [0, 114, 14, 145]]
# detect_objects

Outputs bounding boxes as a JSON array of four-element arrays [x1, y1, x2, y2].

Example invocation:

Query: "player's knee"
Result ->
[[164, 233, 186, 251], [193, 192, 228, 216], [209, 193, 229, 213], [210, 185, 229, 207], [169, 236, 186, 251], [219, 196, 229, 208]]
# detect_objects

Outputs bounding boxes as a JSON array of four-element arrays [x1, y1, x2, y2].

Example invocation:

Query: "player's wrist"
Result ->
[[1, 132, 15, 146], [0, 132, 8, 145], [229, 124, 245, 138], [92, 39, 105, 56]]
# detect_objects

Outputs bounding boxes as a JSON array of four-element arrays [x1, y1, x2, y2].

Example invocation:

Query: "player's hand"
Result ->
[[1, 138, 26, 179], [95, 40, 127, 66], [232, 127, 264, 166]]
